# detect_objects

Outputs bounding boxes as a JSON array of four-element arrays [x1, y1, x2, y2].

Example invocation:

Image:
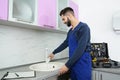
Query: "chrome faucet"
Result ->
[[45, 48, 50, 63]]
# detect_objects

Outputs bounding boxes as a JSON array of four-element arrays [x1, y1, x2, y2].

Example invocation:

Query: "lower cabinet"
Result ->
[[92, 70, 99, 80], [98, 72, 120, 80], [92, 70, 120, 80], [38, 70, 120, 80]]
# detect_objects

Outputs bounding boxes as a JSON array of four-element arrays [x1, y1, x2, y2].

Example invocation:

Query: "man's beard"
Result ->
[[66, 18, 71, 27]]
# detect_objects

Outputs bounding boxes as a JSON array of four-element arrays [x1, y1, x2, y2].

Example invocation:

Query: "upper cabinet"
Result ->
[[1, 0, 78, 31], [38, 0, 79, 30], [0, 0, 8, 20], [38, 0, 57, 29], [57, 0, 69, 31], [8, 0, 38, 24]]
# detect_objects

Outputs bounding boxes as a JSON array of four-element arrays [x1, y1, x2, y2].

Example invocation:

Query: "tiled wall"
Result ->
[[0, 25, 68, 69]]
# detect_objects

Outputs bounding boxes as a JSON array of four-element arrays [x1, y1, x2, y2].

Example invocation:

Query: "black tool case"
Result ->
[[90, 42, 120, 68]]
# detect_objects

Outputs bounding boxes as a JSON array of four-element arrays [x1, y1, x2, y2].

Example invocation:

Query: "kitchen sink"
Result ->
[[29, 62, 64, 72]]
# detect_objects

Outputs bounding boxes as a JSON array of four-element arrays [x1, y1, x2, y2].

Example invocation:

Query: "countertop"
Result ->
[[93, 68, 120, 75], [0, 58, 120, 80], [0, 58, 68, 80]]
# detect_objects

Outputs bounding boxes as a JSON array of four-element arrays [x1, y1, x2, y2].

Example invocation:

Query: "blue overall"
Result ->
[[52, 22, 92, 80], [68, 24, 91, 80]]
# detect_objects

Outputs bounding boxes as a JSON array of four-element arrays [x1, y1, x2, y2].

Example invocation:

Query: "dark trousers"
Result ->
[[57, 71, 70, 80]]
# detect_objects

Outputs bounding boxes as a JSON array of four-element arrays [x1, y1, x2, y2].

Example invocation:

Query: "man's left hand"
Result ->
[[59, 65, 69, 75]]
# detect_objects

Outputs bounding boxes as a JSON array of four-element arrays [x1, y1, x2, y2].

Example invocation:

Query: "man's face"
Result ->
[[61, 15, 71, 27]]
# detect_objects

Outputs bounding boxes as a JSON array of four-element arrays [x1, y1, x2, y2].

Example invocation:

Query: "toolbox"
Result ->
[[90, 42, 120, 68]]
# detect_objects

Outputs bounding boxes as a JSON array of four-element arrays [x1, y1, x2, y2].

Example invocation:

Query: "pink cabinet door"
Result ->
[[38, 0, 57, 29], [0, 0, 8, 20], [69, 0, 79, 19]]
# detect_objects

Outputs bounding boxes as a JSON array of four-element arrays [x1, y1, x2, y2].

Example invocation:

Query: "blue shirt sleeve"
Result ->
[[65, 25, 90, 69]]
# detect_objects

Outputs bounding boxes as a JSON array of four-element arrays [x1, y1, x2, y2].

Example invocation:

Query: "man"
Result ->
[[48, 7, 92, 80]]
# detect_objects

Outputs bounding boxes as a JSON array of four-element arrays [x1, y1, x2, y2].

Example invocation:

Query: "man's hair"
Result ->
[[59, 7, 74, 16]]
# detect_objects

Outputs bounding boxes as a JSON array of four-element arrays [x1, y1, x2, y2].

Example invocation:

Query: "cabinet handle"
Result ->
[[95, 72, 96, 80], [43, 24, 54, 28], [100, 74, 102, 80]]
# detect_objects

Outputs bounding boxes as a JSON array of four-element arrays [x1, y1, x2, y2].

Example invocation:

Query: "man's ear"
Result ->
[[66, 13, 72, 19], [66, 16, 71, 20]]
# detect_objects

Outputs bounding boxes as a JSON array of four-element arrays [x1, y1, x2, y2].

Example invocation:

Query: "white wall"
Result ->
[[0, 25, 68, 69], [72, 0, 120, 61]]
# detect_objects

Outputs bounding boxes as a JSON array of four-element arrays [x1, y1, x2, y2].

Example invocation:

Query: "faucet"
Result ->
[[45, 48, 50, 63]]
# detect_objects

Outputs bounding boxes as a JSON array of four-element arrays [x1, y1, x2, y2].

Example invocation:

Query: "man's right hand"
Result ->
[[48, 53, 55, 60]]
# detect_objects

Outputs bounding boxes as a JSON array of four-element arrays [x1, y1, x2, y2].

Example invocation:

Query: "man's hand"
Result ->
[[59, 65, 69, 75], [48, 53, 54, 60]]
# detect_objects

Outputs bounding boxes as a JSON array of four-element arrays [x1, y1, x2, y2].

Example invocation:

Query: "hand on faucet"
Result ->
[[48, 53, 54, 60]]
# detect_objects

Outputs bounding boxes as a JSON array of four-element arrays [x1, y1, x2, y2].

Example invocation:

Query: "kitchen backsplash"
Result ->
[[0, 25, 68, 69]]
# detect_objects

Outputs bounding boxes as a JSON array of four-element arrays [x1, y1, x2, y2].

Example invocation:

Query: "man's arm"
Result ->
[[49, 38, 68, 60], [65, 25, 90, 69]]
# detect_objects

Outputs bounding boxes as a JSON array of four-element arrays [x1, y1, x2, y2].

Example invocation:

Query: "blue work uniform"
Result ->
[[53, 22, 92, 80]]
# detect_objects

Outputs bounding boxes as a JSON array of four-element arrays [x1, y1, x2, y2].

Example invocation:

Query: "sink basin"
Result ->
[[29, 62, 64, 72]]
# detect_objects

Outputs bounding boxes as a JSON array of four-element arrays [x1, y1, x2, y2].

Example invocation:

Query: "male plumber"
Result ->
[[48, 7, 92, 80]]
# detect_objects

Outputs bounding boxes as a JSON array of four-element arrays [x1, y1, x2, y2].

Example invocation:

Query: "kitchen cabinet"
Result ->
[[8, 0, 57, 29], [57, 0, 69, 31], [92, 70, 120, 80], [7, 0, 79, 30], [0, 0, 8, 20], [38, 0, 57, 29], [38, 0, 79, 30], [92, 70, 99, 80], [8, 0, 38, 24], [98, 71, 120, 80]]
